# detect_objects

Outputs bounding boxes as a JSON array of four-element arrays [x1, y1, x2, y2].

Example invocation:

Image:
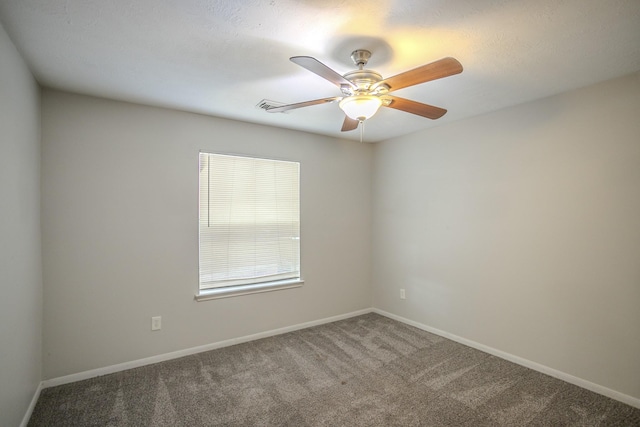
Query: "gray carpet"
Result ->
[[29, 313, 640, 426]]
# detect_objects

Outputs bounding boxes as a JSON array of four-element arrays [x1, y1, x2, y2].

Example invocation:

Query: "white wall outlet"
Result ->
[[400, 289, 406, 299], [151, 316, 161, 331]]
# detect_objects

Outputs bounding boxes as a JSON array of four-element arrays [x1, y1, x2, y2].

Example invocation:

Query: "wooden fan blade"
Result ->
[[341, 116, 359, 132], [291, 56, 356, 89], [265, 97, 341, 113], [374, 57, 462, 92], [385, 96, 447, 119]]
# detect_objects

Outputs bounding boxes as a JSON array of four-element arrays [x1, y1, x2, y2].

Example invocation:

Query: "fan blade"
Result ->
[[291, 56, 356, 89], [374, 57, 462, 92], [341, 116, 359, 132], [385, 96, 447, 119], [265, 97, 341, 113]]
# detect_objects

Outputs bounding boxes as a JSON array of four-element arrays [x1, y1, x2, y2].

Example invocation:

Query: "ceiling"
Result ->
[[1, 0, 639, 143]]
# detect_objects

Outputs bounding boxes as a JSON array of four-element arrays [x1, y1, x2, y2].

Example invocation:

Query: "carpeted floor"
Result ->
[[29, 313, 640, 426]]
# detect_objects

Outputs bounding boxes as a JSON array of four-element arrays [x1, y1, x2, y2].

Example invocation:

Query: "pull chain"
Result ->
[[359, 119, 365, 143]]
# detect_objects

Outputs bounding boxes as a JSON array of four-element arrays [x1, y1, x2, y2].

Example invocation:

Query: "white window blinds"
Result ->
[[199, 153, 300, 290]]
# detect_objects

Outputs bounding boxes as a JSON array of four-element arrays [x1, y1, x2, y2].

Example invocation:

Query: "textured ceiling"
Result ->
[[1, 0, 639, 142]]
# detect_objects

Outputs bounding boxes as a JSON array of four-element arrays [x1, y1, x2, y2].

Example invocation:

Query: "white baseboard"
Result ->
[[20, 381, 43, 427], [42, 308, 373, 389], [373, 308, 640, 409]]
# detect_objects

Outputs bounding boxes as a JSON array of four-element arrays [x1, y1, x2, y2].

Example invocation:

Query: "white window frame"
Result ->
[[195, 152, 303, 301]]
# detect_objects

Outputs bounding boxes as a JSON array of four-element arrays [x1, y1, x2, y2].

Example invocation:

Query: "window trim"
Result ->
[[195, 151, 303, 300], [195, 277, 304, 301]]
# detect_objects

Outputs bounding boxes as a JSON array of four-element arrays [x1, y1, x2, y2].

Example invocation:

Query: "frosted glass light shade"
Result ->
[[339, 95, 382, 121]]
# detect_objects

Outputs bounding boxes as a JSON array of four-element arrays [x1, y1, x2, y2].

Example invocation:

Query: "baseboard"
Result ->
[[20, 381, 43, 427], [373, 308, 640, 409], [42, 308, 373, 389]]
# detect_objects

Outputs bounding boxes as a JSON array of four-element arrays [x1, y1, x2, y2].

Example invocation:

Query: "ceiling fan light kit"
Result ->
[[339, 95, 383, 121], [262, 49, 463, 133]]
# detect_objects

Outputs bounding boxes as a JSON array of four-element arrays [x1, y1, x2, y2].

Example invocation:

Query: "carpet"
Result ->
[[29, 313, 640, 426]]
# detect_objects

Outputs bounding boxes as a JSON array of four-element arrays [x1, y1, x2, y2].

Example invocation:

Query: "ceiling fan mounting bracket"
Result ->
[[350, 49, 372, 68]]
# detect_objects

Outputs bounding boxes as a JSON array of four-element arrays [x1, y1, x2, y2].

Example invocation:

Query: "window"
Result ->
[[197, 152, 301, 300]]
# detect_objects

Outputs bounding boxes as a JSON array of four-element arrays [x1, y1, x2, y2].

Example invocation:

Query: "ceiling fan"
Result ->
[[260, 49, 463, 132]]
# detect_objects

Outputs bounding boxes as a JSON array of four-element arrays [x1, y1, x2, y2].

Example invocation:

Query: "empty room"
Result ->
[[1, 0, 639, 425]]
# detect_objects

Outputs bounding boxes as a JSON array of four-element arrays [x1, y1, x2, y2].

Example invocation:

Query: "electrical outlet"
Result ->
[[151, 316, 161, 331], [400, 289, 406, 300]]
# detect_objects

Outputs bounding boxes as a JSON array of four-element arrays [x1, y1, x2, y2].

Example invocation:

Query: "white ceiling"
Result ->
[[1, 0, 639, 142]]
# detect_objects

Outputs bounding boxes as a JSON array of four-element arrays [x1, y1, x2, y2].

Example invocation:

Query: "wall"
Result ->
[[372, 72, 640, 400], [0, 24, 42, 427], [41, 91, 372, 379]]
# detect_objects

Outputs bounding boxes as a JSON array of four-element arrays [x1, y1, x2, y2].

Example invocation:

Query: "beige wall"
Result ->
[[0, 24, 42, 427], [372, 72, 640, 399], [32, 65, 640, 406], [41, 91, 373, 379]]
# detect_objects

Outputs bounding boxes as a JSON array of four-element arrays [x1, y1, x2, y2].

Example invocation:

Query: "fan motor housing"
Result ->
[[342, 69, 384, 95]]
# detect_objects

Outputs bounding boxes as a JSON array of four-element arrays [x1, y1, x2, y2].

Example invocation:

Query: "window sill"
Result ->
[[195, 278, 304, 301]]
